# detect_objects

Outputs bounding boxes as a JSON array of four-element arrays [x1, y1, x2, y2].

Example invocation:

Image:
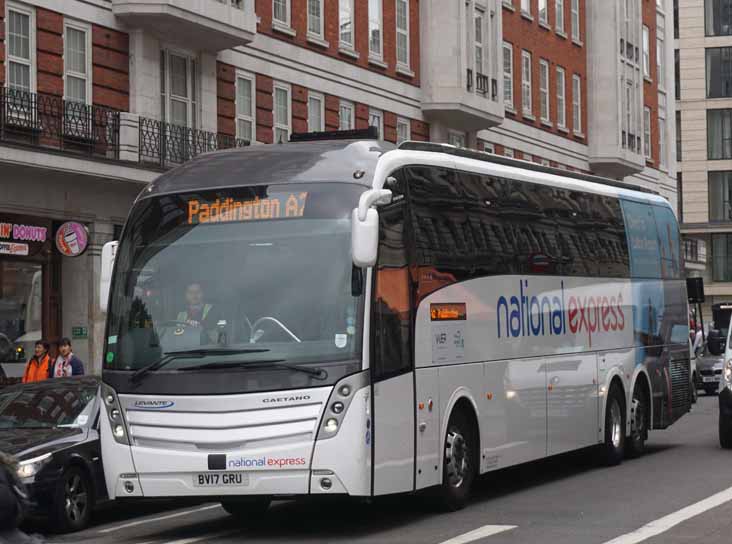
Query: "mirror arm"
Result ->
[[357, 188, 393, 222]]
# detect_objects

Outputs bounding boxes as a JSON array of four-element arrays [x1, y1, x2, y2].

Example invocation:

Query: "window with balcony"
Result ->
[[396, 0, 410, 68], [556, 0, 565, 33], [710, 172, 732, 222], [6, 3, 35, 93], [235, 72, 255, 142], [713, 233, 732, 281], [369, 0, 383, 60], [556, 66, 566, 128], [539, 59, 550, 123], [521, 50, 532, 116], [274, 82, 291, 143], [572, 74, 582, 134], [64, 22, 91, 105], [161, 50, 198, 128], [307, 0, 324, 39], [571, 0, 580, 41], [707, 47, 732, 98], [708, 109, 732, 159], [644, 106, 652, 159], [273, 0, 291, 27], [503, 42, 514, 109], [308, 92, 324, 132], [369, 108, 383, 138], [539, 0, 548, 24], [706, 0, 732, 36], [396, 117, 410, 144], [339, 100, 354, 130], [642, 25, 650, 78], [339, 0, 355, 49]]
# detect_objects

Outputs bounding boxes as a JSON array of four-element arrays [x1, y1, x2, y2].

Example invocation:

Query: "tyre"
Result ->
[[720, 415, 732, 449], [601, 385, 626, 466], [221, 497, 271, 520], [691, 374, 698, 404], [626, 385, 649, 459], [52, 466, 93, 533], [433, 409, 478, 512]]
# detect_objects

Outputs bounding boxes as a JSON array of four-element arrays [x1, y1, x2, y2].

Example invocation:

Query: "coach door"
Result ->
[[370, 190, 415, 496]]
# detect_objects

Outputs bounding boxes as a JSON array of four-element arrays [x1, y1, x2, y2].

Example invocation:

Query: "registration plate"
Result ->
[[193, 472, 250, 487], [703, 376, 718, 383]]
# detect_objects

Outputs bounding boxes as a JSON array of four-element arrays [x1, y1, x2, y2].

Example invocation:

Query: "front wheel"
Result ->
[[221, 497, 271, 520], [433, 410, 478, 512], [52, 466, 93, 533], [601, 385, 626, 466]]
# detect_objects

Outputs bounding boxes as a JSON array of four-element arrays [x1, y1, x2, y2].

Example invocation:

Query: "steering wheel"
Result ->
[[250, 317, 301, 343]]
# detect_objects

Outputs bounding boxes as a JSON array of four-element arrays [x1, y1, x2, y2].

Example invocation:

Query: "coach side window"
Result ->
[[372, 177, 412, 381], [652, 205, 681, 280], [621, 200, 662, 279]]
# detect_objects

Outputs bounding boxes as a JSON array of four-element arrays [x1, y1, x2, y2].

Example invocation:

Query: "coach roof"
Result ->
[[141, 139, 395, 199]]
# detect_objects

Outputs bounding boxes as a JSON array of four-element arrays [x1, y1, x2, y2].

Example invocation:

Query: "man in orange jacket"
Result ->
[[22, 340, 51, 383]]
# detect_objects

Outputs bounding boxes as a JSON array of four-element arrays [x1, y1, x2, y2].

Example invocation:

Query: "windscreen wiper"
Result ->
[[178, 360, 328, 380], [130, 348, 270, 383]]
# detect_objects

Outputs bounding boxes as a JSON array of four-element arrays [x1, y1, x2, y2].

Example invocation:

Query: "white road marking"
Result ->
[[438, 525, 517, 544], [97, 504, 221, 534], [160, 529, 240, 544], [602, 485, 732, 544]]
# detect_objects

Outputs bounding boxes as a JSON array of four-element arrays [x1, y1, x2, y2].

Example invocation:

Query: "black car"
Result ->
[[0, 376, 108, 532]]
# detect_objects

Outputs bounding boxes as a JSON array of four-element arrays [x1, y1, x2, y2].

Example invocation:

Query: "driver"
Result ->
[[177, 283, 221, 342]]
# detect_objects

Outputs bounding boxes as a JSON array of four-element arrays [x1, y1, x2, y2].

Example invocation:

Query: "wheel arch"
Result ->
[[439, 388, 481, 477]]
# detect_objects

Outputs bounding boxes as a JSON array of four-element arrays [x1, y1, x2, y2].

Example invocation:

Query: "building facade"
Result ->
[[0, 0, 677, 379], [676, 0, 732, 311]]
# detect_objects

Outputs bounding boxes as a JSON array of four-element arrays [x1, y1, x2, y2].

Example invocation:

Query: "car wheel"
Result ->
[[53, 466, 93, 533], [601, 385, 625, 466], [720, 415, 732, 449], [221, 497, 271, 520], [626, 385, 649, 458], [432, 409, 478, 512]]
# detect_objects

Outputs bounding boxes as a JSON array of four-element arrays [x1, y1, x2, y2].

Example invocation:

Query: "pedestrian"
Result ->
[[0, 451, 44, 543], [21, 341, 50, 384], [50, 338, 84, 378]]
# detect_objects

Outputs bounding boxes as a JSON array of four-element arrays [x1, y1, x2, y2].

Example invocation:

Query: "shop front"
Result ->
[[0, 214, 90, 383]]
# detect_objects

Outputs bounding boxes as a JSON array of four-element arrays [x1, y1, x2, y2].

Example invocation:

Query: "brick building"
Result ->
[[0, 0, 676, 377]]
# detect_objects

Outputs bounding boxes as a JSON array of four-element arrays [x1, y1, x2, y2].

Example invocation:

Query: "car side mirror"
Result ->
[[100, 241, 118, 313]]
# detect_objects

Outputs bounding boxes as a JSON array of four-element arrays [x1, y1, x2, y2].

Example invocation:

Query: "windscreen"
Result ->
[[0, 384, 97, 429], [104, 183, 365, 395]]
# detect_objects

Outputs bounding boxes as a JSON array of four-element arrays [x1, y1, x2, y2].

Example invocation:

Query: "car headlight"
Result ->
[[17, 453, 52, 479]]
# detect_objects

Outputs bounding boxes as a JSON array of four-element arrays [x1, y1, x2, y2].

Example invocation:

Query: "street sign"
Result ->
[[71, 326, 88, 339]]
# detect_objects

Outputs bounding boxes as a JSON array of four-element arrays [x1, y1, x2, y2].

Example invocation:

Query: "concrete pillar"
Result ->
[[87, 222, 116, 376], [119, 112, 140, 163], [129, 30, 161, 121], [200, 52, 218, 133]]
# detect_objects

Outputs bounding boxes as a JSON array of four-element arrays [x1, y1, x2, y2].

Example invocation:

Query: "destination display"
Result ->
[[186, 192, 308, 225]]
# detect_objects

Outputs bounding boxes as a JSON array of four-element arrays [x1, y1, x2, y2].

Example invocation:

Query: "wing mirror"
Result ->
[[351, 188, 392, 268], [99, 241, 118, 313]]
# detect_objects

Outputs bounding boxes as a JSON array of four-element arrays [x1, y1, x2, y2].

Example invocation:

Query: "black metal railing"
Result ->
[[466, 68, 474, 92], [476, 72, 491, 96], [0, 87, 120, 159], [139, 117, 250, 169]]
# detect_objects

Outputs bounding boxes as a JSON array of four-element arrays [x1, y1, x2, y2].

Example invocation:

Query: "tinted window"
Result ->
[[0, 384, 97, 429], [706, 47, 732, 98], [706, 0, 732, 36], [652, 205, 682, 279], [622, 200, 662, 279]]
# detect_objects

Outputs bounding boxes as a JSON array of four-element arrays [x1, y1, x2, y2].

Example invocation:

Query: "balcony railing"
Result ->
[[467, 68, 474, 92], [0, 87, 120, 159], [139, 117, 250, 169]]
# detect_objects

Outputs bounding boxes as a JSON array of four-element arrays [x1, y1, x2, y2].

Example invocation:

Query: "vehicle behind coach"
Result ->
[[98, 136, 689, 513]]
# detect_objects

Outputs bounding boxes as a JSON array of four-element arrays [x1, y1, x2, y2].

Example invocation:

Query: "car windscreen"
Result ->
[[0, 384, 97, 429]]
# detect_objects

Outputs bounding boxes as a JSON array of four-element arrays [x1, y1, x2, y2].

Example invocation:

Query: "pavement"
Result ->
[[36, 394, 732, 544]]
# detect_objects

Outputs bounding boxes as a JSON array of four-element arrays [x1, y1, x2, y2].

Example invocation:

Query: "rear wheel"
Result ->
[[601, 385, 625, 466], [433, 409, 478, 512], [626, 386, 649, 458], [221, 497, 271, 520]]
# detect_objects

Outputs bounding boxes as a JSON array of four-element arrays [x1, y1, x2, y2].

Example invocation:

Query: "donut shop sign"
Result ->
[[0, 222, 48, 256]]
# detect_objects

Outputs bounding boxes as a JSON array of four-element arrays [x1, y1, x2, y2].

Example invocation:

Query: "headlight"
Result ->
[[17, 453, 52, 479]]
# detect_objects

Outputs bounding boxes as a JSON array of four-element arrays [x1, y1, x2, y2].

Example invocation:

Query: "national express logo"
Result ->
[[496, 280, 626, 348]]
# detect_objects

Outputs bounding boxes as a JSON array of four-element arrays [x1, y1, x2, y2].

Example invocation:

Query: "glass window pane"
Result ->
[[339, 0, 353, 44], [8, 11, 30, 61], [66, 27, 87, 74], [369, 0, 382, 56], [171, 99, 188, 127], [308, 0, 322, 35], [275, 88, 288, 125], [308, 97, 322, 131], [398, 34, 408, 65], [274, 0, 288, 23], [8, 62, 30, 91], [237, 119, 252, 141], [236, 78, 252, 116], [275, 127, 288, 143], [170, 55, 188, 98], [66, 75, 86, 103]]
